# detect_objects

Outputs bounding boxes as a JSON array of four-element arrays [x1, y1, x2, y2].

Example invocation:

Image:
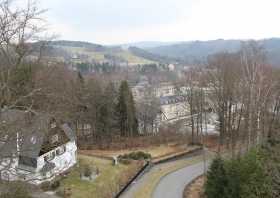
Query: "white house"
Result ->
[[0, 110, 77, 184]]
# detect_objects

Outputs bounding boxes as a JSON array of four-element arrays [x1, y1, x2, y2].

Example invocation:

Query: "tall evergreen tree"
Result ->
[[205, 156, 228, 198], [86, 79, 104, 140], [73, 71, 88, 139], [116, 81, 138, 137], [99, 82, 117, 139]]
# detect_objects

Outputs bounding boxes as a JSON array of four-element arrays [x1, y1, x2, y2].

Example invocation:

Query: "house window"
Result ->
[[44, 152, 55, 162], [1, 171, 9, 181], [50, 121, 57, 129], [56, 145, 66, 155], [30, 136, 37, 144], [19, 156, 37, 168], [3, 135, 8, 141], [51, 134, 59, 144], [44, 155, 50, 162]]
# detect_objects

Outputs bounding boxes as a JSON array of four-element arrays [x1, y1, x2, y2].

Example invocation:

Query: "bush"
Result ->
[[118, 151, 151, 161], [40, 181, 52, 191], [40, 180, 60, 191], [236, 150, 272, 198], [118, 158, 131, 165], [51, 180, 60, 190], [0, 182, 32, 198], [205, 149, 274, 198], [83, 164, 92, 177]]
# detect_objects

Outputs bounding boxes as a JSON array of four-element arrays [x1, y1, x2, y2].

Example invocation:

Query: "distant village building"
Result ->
[[0, 110, 77, 184], [168, 64, 175, 71], [159, 95, 189, 123], [131, 75, 220, 135], [131, 77, 152, 100], [154, 82, 178, 97], [132, 79, 190, 132], [132, 79, 184, 100]]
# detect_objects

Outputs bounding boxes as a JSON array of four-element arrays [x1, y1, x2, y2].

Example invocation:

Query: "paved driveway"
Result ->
[[120, 149, 206, 198], [152, 161, 208, 198]]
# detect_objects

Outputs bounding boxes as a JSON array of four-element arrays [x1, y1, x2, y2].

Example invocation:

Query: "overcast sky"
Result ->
[[34, 0, 280, 45]]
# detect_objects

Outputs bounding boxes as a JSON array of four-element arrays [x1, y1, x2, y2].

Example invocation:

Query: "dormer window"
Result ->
[[50, 122, 56, 129], [2, 134, 8, 141], [30, 136, 37, 144], [51, 134, 59, 144], [44, 151, 55, 162]]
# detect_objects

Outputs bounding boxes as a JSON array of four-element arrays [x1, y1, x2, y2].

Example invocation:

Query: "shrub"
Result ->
[[51, 180, 60, 190], [205, 149, 274, 198], [40, 181, 52, 191], [118, 158, 131, 165], [118, 151, 151, 161], [40, 180, 60, 191], [83, 164, 92, 177], [237, 150, 272, 198]]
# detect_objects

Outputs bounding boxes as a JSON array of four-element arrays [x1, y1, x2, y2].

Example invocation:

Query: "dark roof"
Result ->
[[160, 95, 186, 105], [61, 123, 76, 141], [0, 110, 33, 158], [0, 109, 76, 159]]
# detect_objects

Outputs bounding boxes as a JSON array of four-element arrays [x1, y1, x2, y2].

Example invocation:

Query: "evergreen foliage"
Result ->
[[116, 81, 138, 137], [205, 156, 228, 198], [99, 82, 117, 137], [205, 149, 274, 198]]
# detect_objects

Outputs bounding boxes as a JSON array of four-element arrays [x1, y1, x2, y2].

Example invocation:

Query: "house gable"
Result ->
[[39, 122, 70, 156]]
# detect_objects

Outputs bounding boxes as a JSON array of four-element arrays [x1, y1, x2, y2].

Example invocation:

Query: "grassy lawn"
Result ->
[[80, 143, 194, 160], [115, 51, 155, 64], [57, 46, 155, 64], [58, 155, 140, 198]]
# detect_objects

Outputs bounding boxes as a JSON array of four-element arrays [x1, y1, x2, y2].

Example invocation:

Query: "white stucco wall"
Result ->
[[0, 141, 77, 184]]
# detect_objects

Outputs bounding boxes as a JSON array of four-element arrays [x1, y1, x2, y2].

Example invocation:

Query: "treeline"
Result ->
[[75, 62, 120, 74], [74, 75, 139, 140], [192, 42, 280, 197], [35, 68, 139, 140], [1, 55, 139, 144], [181, 41, 280, 154]]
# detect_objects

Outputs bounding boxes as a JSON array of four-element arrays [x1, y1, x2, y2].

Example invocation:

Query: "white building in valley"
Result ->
[[132, 80, 185, 100], [0, 110, 77, 184], [159, 95, 189, 123], [132, 78, 195, 133]]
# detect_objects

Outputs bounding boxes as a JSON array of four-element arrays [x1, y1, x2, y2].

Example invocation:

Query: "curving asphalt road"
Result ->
[[152, 161, 209, 198], [120, 151, 209, 198]]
